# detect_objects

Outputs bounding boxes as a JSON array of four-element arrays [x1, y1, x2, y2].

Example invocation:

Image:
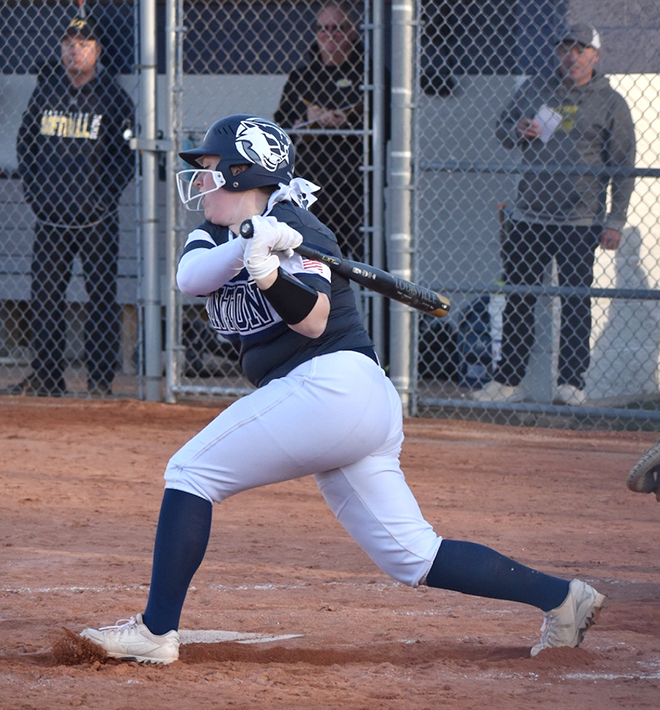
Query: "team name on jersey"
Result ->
[[40, 110, 104, 139], [206, 280, 278, 335]]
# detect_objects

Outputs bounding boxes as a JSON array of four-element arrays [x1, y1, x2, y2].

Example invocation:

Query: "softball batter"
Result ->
[[81, 114, 604, 664]]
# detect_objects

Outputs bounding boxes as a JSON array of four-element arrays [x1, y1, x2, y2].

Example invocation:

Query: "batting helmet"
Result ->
[[179, 114, 295, 192]]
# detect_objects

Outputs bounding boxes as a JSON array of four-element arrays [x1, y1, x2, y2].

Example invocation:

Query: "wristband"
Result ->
[[263, 268, 319, 324]]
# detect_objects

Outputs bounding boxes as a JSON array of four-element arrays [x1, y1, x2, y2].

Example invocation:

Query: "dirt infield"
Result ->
[[1, 397, 658, 710]]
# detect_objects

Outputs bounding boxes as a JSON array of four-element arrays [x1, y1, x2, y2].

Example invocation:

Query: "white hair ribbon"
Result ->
[[267, 177, 321, 212]]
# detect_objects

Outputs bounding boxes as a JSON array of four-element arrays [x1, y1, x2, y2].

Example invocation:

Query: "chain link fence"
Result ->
[[3, 1, 660, 429], [414, 0, 660, 428], [0, 0, 138, 398]]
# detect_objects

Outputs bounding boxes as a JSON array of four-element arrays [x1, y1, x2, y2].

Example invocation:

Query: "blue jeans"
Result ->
[[494, 220, 601, 390]]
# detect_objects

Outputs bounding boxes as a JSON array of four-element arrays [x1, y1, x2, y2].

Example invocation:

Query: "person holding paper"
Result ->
[[472, 23, 636, 406]]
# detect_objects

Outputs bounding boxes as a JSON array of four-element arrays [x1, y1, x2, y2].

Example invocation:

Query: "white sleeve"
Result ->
[[176, 229, 246, 296]]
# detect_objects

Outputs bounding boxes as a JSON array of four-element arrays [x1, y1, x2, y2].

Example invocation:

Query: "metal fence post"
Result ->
[[164, 0, 183, 403], [367, 0, 387, 359], [138, 0, 161, 401], [388, 0, 416, 413]]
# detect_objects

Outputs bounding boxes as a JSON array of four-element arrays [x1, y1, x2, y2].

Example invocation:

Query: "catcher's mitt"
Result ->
[[626, 440, 660, 501]]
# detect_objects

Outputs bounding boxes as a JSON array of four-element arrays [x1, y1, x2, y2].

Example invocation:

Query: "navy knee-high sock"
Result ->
[[426, 539, 569, 612], [142, 489, 213, 635]]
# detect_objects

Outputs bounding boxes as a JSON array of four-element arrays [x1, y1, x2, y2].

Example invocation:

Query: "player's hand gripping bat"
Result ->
[[239, 220, 450, 318]]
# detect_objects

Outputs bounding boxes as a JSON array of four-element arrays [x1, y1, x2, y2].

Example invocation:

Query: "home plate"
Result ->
[[180, 630, 304, 645]]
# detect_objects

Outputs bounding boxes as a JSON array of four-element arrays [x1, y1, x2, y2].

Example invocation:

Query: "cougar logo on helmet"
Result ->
[[235, 119, 291, 173]]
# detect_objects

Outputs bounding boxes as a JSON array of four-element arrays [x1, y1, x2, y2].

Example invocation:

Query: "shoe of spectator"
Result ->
[[554, 384, 587, 406], [530, 579, 605, 657], [7, 374, 67, 397], [470, 380, 524, 402]]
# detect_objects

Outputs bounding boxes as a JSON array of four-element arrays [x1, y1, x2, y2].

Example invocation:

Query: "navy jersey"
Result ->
[[180, 201, 375, 387]]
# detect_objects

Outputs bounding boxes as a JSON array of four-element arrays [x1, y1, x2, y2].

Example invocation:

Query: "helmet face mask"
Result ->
[[177, 115, 295, 207], [176, 168, 226, 212]]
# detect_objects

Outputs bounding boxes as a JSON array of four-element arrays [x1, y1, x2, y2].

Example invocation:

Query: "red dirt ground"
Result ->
[[0, 397, 658, 710]]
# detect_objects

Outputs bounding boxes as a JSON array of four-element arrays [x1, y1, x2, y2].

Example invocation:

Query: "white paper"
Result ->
[[534, 104, 563, 144]]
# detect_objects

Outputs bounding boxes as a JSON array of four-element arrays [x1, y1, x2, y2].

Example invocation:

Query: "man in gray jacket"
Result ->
[[472, 23, 636, 406]]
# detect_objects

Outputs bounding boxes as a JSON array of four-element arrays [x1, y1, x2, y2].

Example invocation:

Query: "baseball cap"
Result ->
[[61, 15, 98, 42], [556, 23, 601, 50]]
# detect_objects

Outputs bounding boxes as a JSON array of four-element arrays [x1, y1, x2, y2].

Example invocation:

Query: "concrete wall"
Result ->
[[587, 73, 660, 401]]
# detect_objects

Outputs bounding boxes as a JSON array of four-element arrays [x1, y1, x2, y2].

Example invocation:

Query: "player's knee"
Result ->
[[376, 554, 438, 588], [164, 456, 247, 503], [163, 458, 215, 503]]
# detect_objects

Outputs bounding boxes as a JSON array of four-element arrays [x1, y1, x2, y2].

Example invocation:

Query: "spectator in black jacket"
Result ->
[[275, 3, 365, 259], [9, 13, 134, 397]]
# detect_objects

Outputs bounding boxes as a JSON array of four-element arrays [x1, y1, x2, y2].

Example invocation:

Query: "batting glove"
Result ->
[[251, 215, 303, 258], [244, 240, 280, 281], [244, 216, 303, 281]]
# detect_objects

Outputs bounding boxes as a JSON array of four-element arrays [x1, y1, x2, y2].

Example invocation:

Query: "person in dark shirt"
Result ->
[[275, 2, 365, 259], [79, 114, 605, 665], [8, 13, 134, 397]]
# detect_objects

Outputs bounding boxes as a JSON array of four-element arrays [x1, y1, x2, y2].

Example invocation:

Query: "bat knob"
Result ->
[[239, 220, 254, 239]]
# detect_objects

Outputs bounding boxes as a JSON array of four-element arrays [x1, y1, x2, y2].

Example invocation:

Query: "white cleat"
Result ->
[[470, 380, 524, 403], [530, 579, 605, 657], [81, 613, 180, 665], [553, 384, 587, 406]]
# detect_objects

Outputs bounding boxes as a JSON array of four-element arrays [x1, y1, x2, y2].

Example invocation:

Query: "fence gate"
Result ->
[[166, 0, 384, 401]]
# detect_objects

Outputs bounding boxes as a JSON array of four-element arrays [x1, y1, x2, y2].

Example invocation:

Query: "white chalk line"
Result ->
[[563, 670, 660, 680], [0, 583, 309, 594], [475, 671, 660, 682], [2, 584, 151, 594], [1, 580, 401, 594]]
